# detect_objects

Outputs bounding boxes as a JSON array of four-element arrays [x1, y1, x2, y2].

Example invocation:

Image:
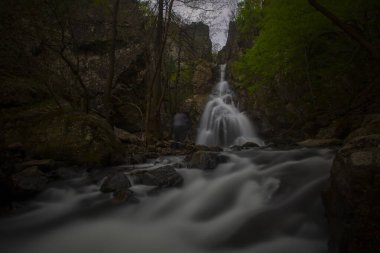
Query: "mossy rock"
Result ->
[[2, 109, 125, 165], [0, 77, 47, 108]]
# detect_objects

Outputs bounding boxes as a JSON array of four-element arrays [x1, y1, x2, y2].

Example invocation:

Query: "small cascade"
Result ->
[[196, 64, 263, 147]]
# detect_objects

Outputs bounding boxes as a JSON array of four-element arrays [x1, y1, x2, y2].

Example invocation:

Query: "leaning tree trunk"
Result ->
[[308, 0, 380, 60]]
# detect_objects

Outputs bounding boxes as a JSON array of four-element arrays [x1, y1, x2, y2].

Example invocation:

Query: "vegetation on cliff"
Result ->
[[0, 0, 216, 165], [233, 0, 380, 139]]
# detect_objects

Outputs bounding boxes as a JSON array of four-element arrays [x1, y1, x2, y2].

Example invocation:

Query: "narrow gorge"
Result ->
[[0, 1, 379, 253]]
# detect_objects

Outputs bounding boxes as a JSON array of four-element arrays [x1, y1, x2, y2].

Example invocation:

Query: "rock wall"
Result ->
[[218, 22, 240, 64], [324, 134, 380, 253], [163, 21, 215, 140], [182, 22, 213, 61]]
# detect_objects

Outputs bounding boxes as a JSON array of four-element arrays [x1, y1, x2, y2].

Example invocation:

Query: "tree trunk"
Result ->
[[144, 0, 175, 142], [104, 0, 120, 124]]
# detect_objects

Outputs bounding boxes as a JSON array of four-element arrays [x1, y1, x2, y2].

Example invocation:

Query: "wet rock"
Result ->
[[194, 145, 223, 152], [144, 152, 159, 159], [114, 127, 140, 144], [229, 142, 259, 151], [345, 114, 380, 143], [11, 166, 48, 198], [112, 190, 138, 205], [324, 134, 380, 253], [15, 159, 56, 172], [241, 142, 260, 149], [297, 138, 343, 148], [262, 137, 299, 150], [316, 116, 363, 140], [229, 145, 242, 151], [52, 166, 86, 180], [187, 151, 229, 170], [129, 165, 183, 188], [100, 172, 131, 193], [125, 154, 146, 165]]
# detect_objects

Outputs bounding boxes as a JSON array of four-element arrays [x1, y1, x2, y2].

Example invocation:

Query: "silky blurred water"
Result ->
[[196, 65, 263, 147], [0, 148, 334, 253]]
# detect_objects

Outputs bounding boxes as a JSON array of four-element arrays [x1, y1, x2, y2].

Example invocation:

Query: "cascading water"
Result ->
[[0, 148, 333, 253], [196, 64, 263, 147]]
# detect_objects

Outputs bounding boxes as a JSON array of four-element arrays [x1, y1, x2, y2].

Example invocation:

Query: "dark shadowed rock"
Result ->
[[229, 145, 242, 151], [193, 145, 223, 152], [114, 127, 141, 144], [125, 154, 146, 165], [345, 114, 380, 143], [15, 159, 56, 173], [11, 166, 48, 198], [112, 190, 138, 205], [1, 111, 125, 166], [129, 165, 183, 188], [100, 172, 131, 193], [324, 134, 380, 253], [297, 138, 343, 148], [242, 142, 260, 149], [52, 166, 86, 180], [188, 151, 229, 170], [0, 174, 13, 212]]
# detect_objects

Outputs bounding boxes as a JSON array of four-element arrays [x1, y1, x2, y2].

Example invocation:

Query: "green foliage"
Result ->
[[235, 0, 380, 94], [236, 0, 264, 37], [93, 0, 108, 7]]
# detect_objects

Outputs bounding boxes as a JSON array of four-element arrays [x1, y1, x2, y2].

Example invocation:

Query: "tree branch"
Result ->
[[308, 0, 380, 60]]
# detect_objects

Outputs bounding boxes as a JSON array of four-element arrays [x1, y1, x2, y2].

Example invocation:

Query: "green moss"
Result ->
[[0, 77, 48, 107], [1, 105, 124, 165]]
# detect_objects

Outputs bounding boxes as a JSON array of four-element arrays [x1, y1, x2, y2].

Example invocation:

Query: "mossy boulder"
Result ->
[[0, 77, 48, 108], [2, 109, 125, 165]]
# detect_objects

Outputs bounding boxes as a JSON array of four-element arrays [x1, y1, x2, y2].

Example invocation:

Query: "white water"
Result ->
[[196, 64, 263, 147], [0, 148, 333, 253]]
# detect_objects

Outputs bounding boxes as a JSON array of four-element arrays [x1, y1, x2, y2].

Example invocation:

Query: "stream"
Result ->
[[0, 148, 334, 253], [0, 64, 334, 253]]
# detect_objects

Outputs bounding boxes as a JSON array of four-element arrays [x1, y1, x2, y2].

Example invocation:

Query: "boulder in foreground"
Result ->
[[187, 151, 229, 170], [324, 134, 380, 253]]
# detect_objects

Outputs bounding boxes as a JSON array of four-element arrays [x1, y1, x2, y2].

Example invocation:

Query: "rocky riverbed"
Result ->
[[0, 145, 334, 253]]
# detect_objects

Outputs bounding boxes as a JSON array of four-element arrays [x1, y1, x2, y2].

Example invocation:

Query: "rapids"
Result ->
[[0, 148, 334, 253]]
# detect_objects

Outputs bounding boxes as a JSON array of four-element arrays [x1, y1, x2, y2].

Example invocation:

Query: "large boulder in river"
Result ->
[[129, 165, 183, 188], [11, 166, 48, 198], [100, 172, 131, 193], [187, 151, 229, 170], [324, 134, 380, 253]]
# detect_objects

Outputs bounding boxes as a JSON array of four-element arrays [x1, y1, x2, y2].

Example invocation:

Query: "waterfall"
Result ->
[[196, 64, 263, 147]]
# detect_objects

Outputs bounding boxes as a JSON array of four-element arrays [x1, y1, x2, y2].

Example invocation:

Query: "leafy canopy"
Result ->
[[234, 0, 379, 92]]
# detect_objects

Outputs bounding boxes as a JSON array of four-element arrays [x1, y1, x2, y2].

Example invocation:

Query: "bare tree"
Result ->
[[104, 0, 121, 124]]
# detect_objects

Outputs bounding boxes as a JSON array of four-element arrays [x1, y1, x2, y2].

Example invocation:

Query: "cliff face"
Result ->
[[183, 22, 213, 61], [163, 21, 215, 138], [218, 22, 240, 64], [63, 0, 148, 133]]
